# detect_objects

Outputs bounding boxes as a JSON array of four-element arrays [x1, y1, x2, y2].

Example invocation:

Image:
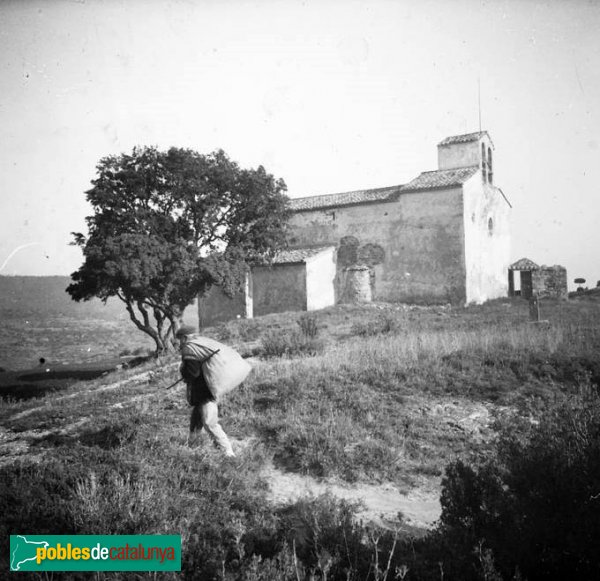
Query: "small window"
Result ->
[[487, 147, 493, 184], [488, 217, 494, 235]]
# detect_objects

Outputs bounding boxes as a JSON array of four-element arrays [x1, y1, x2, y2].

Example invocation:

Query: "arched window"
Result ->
[[481, 143, 487, 183], [487, 147, 493, 184], [488, 217, 494, 235]]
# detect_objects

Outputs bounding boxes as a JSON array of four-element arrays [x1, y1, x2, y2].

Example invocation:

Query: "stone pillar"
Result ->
[[528, 295, 540, 322], [342, 266, 372, 303]]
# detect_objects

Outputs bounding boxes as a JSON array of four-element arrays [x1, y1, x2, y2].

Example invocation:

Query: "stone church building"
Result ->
[[199, 131, 511, 326]]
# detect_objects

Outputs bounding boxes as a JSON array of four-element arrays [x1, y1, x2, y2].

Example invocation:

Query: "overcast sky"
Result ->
[[1, 0, 599, 289]]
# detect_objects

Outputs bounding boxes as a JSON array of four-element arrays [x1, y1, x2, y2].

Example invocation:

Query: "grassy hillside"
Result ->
[[1, 295, 599, 579]]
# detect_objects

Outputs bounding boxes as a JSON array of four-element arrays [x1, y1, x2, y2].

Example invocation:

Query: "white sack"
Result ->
[[181, 335, 252, 397]]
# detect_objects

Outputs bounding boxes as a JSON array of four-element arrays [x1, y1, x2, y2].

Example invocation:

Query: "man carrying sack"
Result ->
[[175, 325, 252, 458]]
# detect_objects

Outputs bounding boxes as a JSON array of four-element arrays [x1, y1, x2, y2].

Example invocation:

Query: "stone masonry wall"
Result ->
[[198, 285, 246, 328], [341, 266, 372, 303], [252, 263, 307, 316], [288, 188, 466, 304], [533, 266, 568, 300]]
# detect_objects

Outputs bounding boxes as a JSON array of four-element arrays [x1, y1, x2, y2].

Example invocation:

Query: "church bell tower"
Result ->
[[437, 131, 494, 184]]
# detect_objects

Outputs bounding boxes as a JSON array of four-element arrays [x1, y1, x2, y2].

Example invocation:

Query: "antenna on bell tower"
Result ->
[[478, 77, 482, 133]]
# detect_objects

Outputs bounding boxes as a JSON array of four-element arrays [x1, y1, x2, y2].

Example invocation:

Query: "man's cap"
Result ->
[[175, 325, 196, 338]]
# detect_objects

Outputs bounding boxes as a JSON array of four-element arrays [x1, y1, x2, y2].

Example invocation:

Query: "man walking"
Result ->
[[175, 325, 236, 458]]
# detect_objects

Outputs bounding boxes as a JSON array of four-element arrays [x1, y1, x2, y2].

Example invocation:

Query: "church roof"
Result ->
[[289, 165, 480, 213], [438, 131, 490, 146], [289, 185, 402, 212], [401, 166, 479, 192], [270, 246, 335, 264]]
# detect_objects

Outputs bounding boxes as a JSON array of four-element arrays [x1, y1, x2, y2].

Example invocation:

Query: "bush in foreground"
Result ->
[[437, 385, 600, 580]]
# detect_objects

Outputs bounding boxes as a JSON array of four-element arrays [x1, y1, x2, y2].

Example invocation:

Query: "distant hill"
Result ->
[[0, 276, 142, 370], [0, 275, 197, 370], [0, 276, 198, 370], [0, 275, 126, 321]]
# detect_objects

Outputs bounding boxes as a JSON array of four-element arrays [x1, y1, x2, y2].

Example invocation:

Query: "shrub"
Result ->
[[437, 386, 600, 580], [351, 313, 399, 337], [214, 322, 240, 342], [260, 329, 324, 358], [297, 314, 319, 338], [275, 494, 400, 580], [217, 319, 263, 343]]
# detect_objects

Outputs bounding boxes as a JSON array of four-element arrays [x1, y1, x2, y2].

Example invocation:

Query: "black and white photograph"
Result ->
[[1, 0, 599, 578]]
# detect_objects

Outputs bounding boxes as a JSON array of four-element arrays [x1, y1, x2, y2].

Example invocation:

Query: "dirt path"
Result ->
[[261, 460, 441, 530], [0, 368, 179, 466], [252, 395, 502, 533], [8, 365, 176, 422]]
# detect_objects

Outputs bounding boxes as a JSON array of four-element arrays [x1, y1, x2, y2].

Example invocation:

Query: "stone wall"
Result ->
[[438, 134, 493, 171], [252, 263, 307, 316], [533, 266, 568, 300], [197, 285, 247, 328], [288, 187, 467, 304], [341, 266, 372, 303]]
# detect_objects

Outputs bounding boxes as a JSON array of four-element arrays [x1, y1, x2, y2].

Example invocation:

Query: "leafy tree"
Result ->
[[67, 146, 290, 353]]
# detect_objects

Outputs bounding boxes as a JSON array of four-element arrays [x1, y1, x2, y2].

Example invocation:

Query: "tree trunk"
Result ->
[[118, 295, 176, 356]]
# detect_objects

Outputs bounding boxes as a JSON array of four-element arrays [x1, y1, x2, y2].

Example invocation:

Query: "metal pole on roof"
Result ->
[[478, 77, 482, 133]]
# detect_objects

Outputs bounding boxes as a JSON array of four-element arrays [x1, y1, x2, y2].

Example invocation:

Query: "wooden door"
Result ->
[[521, 271, 533, 299]]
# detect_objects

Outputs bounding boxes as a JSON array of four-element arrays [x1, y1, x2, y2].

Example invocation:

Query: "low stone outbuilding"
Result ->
[[199, 246, 336, 327], [508, 258, 568, 300], [252, 246, 336, 317]]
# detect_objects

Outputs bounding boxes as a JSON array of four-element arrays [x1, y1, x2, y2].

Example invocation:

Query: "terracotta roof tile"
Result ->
[[289, 185, 402, 212], [400, 166, 479, 192], [438, 131, 490, 146], [509, 258, 540, 271], [270, 246, 335, 264], [289, 166, 480, 213]]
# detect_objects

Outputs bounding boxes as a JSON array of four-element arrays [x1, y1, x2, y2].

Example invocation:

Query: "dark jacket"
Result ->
[[181, 359, 214, 405]]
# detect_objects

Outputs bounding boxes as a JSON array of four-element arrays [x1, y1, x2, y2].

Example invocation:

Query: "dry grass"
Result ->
[[1, 295, 599, 578]]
